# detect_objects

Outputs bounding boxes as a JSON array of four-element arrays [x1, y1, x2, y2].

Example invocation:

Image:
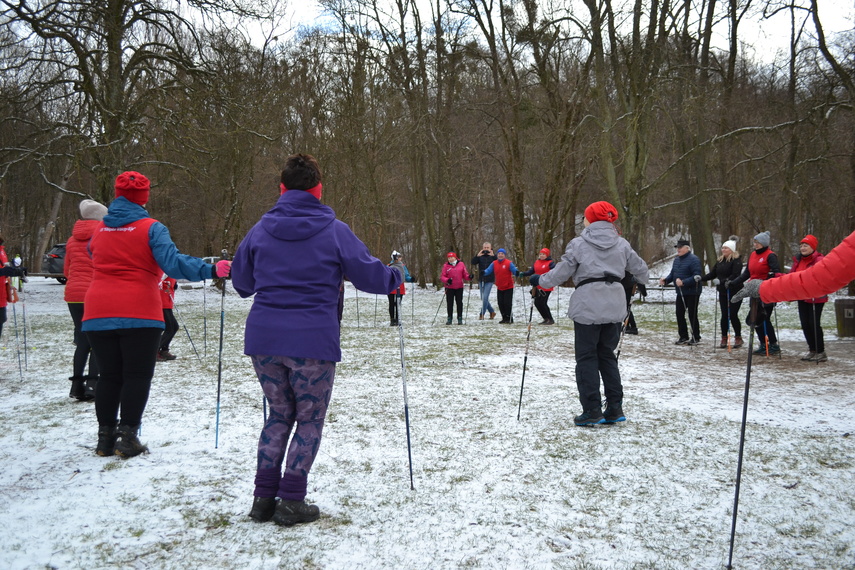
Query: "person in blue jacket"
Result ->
[[231, 154, 402, 527], [659, 239, 703, 345]]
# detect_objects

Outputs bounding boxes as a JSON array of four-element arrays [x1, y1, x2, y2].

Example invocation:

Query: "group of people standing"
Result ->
[[660, 230, 830, 362]]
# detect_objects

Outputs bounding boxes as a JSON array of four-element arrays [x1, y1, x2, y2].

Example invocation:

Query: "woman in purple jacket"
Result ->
[[232, 154, 402, 527]]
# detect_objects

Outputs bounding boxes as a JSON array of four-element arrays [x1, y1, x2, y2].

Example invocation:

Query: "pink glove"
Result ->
[[215, 260, 232, 278]]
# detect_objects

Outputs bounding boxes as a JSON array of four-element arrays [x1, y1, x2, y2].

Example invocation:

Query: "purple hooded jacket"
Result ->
[[232, 191, 402, 361]]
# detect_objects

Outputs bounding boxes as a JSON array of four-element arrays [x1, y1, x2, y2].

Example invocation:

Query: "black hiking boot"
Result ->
[[574, 410, 605, 426], [96, 424, 117, 457], [272, 499, 320, 526], [69, 376, 86, 400], [674, 338, 689, 345], [82, 375, 97, 400], [248, 497, 276, 522], [114, 425, 149, 458], [603, 402, 626, 424]]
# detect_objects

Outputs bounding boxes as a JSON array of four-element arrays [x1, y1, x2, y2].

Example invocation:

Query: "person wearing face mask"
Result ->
[[482, 248, 520, 324], [471, 242, 497, 320], [729, 231, 782, 356], [789, 235, 827, 362], [441, 252, 472, 325]]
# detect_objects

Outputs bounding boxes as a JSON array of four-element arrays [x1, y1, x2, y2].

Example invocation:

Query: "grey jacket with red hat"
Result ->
[[537, 221, 648, 325]]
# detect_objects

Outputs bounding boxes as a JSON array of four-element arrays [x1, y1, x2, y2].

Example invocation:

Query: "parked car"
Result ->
[[41, 243, 67, 284]]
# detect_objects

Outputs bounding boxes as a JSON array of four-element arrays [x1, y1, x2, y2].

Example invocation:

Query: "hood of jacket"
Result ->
[[581, 221, 620, 250], [260, 191, 336, 241], [103, 196, 151, 227], [72, 218, 100, 241]]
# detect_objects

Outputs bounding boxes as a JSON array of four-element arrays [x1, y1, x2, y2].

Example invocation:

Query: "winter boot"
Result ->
[[719, 336, 728, 349], [768, 343, 781, 355], [479, 314, 484, 320], [113, 425, 149, 458], [811, 351, 828, 362], [603, 401, 626, 424], [68, 376, 86, 400], [733, 336, 744, 348], [96, 424, 117, 457], [457, 317, 463, 325], [446, 317, 452, 325], [82, 376, 97, 400], [248, 497, 276, 523], [543, 319, 555, 325], [489, 312, 496, 320], [157, 349, 177, 361], [574, 409, 605, 426], [753, 343, 767, 355], [272, 499, 320, 526]]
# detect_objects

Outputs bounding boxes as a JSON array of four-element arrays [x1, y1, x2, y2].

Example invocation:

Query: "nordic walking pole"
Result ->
[[555, 285, 559, 324], [203, 279, 207, 358], [464, 280, 472, 324], [172, 300, 202, 362], [431, 292, 444, 325], [812, 300, 819, 365], [11, 301, 23, 381], [615, 286, 636, 361], [395, 295, 415, 490], [516, 294, 536, 420], [727, 297, 759, 569], [772, 304, 782, 359], [661, 285, 667, 347], [215, 248, 228, 449], [18, 278, 27, 369], [726, 290, 732, 353], [354, 287, 360, 327], [373, 294, 378, 327], [713, 285, 719, 349], [411, 282, 414, 324]]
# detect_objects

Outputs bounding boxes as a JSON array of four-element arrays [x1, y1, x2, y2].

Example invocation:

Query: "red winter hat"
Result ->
[[800, 234, 818, 251], [447, 252, 457, 258], [539, 248, 550, 256], [584, 201, 619, 223], [115, 171, 150, 205]]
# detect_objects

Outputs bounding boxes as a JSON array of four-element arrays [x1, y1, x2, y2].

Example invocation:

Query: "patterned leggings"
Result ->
[[251, 355, 335, 478]]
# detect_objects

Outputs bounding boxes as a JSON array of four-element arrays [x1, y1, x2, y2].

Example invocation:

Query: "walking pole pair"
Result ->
[[726, 298, 760, 569], [215, 249, 228, 449], [516, 294, 537, 420], [171, 299, 202, 362], [395, 295, 415, 490]]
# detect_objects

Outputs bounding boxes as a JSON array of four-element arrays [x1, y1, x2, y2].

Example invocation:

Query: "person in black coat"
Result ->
[[702, 238, 744, 348], [471, 242, 497, 319]]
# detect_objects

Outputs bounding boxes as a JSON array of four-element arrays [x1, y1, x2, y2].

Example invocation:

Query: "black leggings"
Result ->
[[534, 289, 553, 321], [797, 301, 824, 353], [445, 288, 463, 318], [497, 288, 514, 321], [388, 293, 402, 322], [68, 303, 99, 377], [717, 291, 742, 337], [160, 309, 179, 350], [87, 328, 162, 427]]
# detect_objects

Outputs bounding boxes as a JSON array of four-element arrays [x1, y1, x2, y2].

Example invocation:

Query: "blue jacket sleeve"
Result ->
[[149, 222, 216, 281], [483, 263, 494, 276], [509, 262, 519, 275], [231, 228, 256, 298]]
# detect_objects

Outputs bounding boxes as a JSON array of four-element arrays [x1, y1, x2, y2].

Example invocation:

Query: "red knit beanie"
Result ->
[[447, 252, 457, 259], [584, 201, 618, 223], [539, 248, 550, 256], [115, 171, 150, 205], [800, 234, 818, 251]]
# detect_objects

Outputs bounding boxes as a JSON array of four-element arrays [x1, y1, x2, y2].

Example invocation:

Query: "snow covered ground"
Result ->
[[1, 276, 853, 569]]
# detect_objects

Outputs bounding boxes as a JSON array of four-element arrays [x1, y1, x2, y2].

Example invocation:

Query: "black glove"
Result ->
[[529, 274, 540, 288], [0, 265, 25, 277], [724, 279, 731, 290], [446, 278, 453, 286], [637, 283, 647, 297]]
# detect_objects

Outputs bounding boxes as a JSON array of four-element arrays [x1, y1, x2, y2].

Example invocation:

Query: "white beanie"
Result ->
[[80, 199, 108, 221], [721, 239, 737, 252]]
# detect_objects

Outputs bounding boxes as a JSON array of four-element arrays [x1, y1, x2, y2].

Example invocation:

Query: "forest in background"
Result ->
[[1, 0, 853, 286]]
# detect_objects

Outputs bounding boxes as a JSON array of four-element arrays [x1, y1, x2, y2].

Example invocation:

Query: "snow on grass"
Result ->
[[0, 278, 853, 569]]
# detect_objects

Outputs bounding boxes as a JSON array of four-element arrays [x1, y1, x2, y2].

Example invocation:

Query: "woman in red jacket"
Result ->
[[790, 235, 828, 362], [440, 252, 471, 325], [520, 248, 556, 324], [157, 275, 179, 361], [64, 199, 108, 400]]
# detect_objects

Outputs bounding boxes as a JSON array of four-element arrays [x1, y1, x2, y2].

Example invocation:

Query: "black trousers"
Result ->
[[445, 288, 463, 318], [750, 303, 778, 345], [87, 328, 162, 427], [160, 308, 179, 350], [676, 292, 701, 341], [797, 301, 824, 352], [68, 303, 100, 377], [496, 288, 514, 322], [388, 293, 402, 322], [534, 289, 553, 321], [717, 290, 742, 337], [0, 307, 6, 341], [574, 322, 622, 411]]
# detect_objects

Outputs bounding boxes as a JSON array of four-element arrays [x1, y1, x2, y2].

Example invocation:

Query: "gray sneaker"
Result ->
[[801, 351, 816, 361], [810, 351, 828, 362]]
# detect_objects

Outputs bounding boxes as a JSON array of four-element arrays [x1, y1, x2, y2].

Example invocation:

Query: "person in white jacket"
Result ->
[[530, 201, 648, 426]]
